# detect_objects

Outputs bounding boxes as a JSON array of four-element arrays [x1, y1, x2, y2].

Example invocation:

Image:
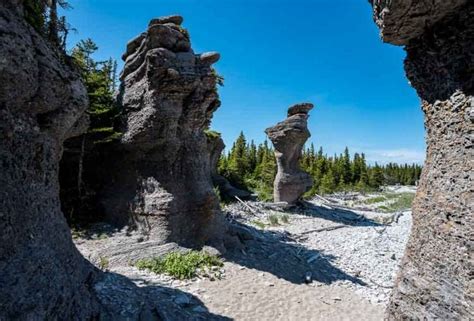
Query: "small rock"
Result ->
[[200, 51, 220, 64], [287, 102, 314, 116], [149, 15, 184, 26]]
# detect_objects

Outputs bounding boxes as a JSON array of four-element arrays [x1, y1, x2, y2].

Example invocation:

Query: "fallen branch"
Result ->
[[297, 224, 348, 237], [366, 276, 393, 289], [234, 196, 259, 216]]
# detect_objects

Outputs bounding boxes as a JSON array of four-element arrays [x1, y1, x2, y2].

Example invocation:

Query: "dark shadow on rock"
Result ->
[[294, 202, 382, 227], [95, 271, 232, 321], [224, 221, 367, 286]]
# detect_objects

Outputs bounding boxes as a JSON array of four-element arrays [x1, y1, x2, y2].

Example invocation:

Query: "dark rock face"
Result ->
[[103, 16, 226, 248], [0, 1, 99, 319], [265, 103, 313, 203], [370, 2, 473, 319], [370, 0, 467, 46], [207, 134, 251, 199]]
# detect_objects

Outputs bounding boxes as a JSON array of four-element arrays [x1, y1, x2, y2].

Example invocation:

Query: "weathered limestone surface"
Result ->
[[370, 1, 473, 319], [102, 16, 227, 248], [0, 1, 99, 319], [207, 134, 251, 199], [265, 103, 313, 203]]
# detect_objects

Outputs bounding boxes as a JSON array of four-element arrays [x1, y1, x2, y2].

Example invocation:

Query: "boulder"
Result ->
[[369, 1, 473, 319], [0, 1, 98, 319], [102, 17, 227, 248], [265, 103, 314, 203]]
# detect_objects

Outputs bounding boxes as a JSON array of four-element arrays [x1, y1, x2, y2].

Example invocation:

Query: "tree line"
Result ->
[[218, 132, 422, 200], [23, 1, 119, 140]]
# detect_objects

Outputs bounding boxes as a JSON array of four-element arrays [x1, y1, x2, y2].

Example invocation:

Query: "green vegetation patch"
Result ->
[[384, 193, 415, 212], [205, 129, 222, 139], [364, 196, 387, 204], [135, 251, 223, 280], [268, 214, 280, 226], [251, 220, 266, 229]]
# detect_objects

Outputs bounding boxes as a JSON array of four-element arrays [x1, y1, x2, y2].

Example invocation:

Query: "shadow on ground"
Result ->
[[95, 271, 232, 320], [224, 220, 367, 286], [294, 202, 382, 227]]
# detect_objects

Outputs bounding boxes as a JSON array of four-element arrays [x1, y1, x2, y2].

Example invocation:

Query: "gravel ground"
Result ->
[[74, 188, 414, 319], [224, 191, 413, 305]]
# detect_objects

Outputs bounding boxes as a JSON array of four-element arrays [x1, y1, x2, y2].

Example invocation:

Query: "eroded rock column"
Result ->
[[102, 16, 226, 248], [0, 1, 98, 319], [370, 1, 473, 319], [265, 103, 314, 203], [207, 133, 251, 200]]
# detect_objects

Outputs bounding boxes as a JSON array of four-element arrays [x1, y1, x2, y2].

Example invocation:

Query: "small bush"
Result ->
[[135, 251, 223, 280], [251, 220, 266, 229], [268, 214, 279, 226], [280, 214, 289, 224], [98, 256, 109, 270]]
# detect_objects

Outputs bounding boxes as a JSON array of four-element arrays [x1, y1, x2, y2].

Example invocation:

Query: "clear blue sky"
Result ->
[[65, 0, 425, 164]]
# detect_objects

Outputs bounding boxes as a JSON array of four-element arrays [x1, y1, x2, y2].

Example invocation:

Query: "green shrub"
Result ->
[[98, 256, 109, 270], [364, 196, 386, 204], [268, 214, 279, 226], [251, 220, 266, 229], [135, 251, 223, 280], [280, 214, 289, 224]]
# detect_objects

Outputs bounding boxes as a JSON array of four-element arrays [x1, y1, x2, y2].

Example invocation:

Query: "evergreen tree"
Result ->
[[319, 169, 336, 195]]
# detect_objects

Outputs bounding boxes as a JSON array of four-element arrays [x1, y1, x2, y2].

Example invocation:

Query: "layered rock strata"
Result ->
[[265, 103, 314, 203], [0, 1, 98, 319], [103, 16, 226, 248], [370, 1, 473, 319]]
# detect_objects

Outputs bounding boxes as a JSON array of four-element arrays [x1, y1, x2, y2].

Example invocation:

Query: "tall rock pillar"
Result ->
[[265, 103, 314, 203], [102, 16, 226, 248], [0, 1, 98, 319], [369, 1, 473, 319]]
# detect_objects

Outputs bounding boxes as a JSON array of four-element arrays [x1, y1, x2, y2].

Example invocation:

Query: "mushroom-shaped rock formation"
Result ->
[[265, 103, 314, 203], [206, 132, 252, 200], [102, 16, 226, 248], [369, 1, 473, 319]]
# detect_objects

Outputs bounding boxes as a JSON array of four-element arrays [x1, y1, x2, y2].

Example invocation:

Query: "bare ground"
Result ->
[[74, 188, 414, 320]]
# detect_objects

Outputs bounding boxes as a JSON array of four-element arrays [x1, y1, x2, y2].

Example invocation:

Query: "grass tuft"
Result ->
[[268, 214, 279, 226], [135, 251, 223, 280]]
